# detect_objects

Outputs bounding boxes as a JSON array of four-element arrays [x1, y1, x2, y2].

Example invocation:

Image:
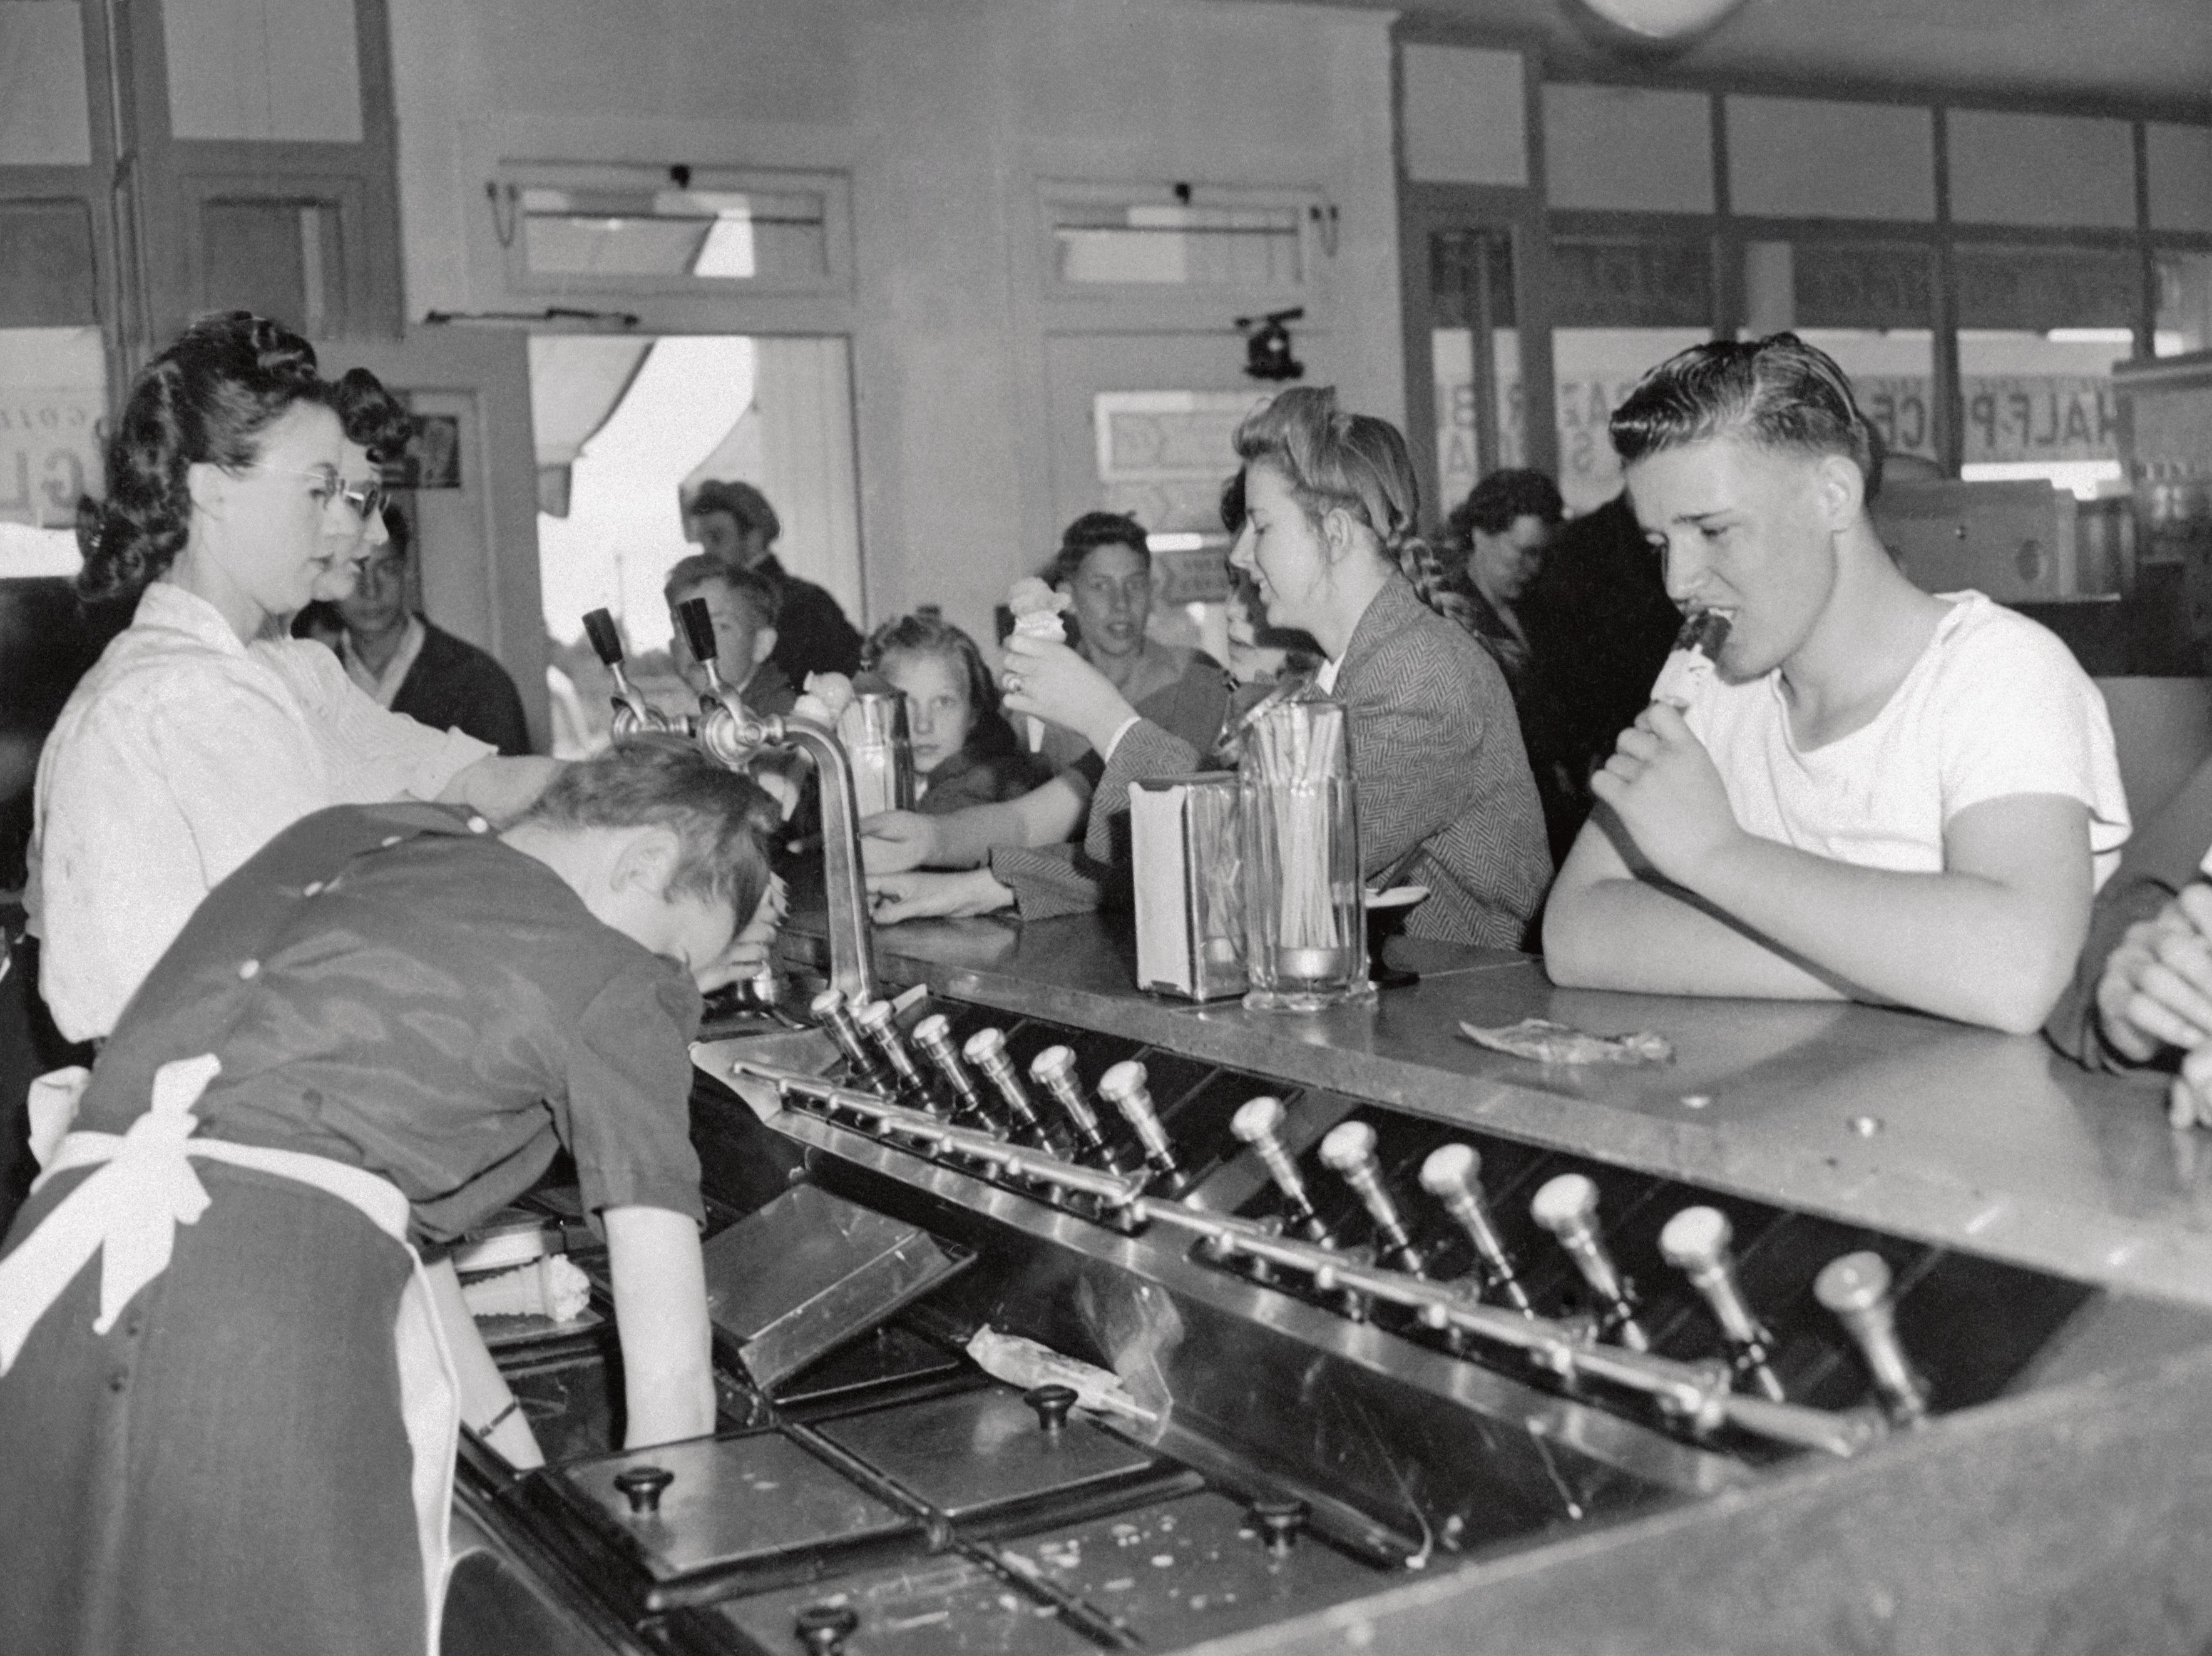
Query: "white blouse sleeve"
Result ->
[[257, 638, 494, 803]]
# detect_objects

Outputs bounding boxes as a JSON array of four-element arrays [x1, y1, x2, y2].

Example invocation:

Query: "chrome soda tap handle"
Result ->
[[911, 1013, 986, 1121], [582, 607, 671, 735], [1030, 1046, 1110, 1157], [1531, 1173, 1648, 1350], [1098, 1060, 1179, 1178], [809, 987, 891, 1090], [854, 998, 924, 1093], [1815, 1251, 1928, 1425], [675, 598, 878, 1007], [1318, 1120, 1421, 1274], [1229, 1096, 1324, 1237], [1659, 1207, 1784, 1403], [961, 1028, 1042, 1137], [1418, 1143, 1531, 1313]]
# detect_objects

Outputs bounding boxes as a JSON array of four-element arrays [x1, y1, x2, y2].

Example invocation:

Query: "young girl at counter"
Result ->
[[863, 613, 1051, 812], [29, 312, 560, 1045], [866, 389, 1552, 948], [0, 742, 777, 1656]]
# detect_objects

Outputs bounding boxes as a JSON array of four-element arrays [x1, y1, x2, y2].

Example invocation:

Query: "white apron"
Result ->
[[0, 1055, 460, 1656]]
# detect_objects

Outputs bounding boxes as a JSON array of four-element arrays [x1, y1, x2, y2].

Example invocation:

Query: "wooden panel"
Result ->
[[1401, 44, 1527, 188], [163, 0, 363, 143], [0, 3, 93, 168], [2148, 123, 2212, 235], [1726, 97, 1935, 223], [0, 200, 99, 327], [1948, 110, 2138, 230], [1543, 84, 1713, 215]]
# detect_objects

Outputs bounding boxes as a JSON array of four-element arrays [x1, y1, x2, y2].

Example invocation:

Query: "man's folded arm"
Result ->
[[1547, 792, 2094, 1035]]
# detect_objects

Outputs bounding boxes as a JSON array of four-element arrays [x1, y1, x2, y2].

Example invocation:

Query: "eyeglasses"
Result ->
[[270, 467, 388, 524]]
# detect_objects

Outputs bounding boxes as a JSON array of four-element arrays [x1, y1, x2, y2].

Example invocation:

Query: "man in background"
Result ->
[[687, 479, 862, 685], [331, 506, 533, 755]]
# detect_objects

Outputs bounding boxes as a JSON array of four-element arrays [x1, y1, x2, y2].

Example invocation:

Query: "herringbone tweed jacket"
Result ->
[[993, 574, 1552, 949]]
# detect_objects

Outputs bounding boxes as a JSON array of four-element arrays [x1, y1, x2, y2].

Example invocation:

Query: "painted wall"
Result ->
[[386, 0, 1402, 651]]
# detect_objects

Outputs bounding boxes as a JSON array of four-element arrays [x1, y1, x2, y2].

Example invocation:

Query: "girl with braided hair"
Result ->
[[867, 387, 1552, 949], [30, 312, 560, 1043]]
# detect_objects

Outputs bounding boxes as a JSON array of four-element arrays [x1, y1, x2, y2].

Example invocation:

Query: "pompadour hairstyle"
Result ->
[[1234, 386, 1481, 640], [1608, 332, 1876, 485]]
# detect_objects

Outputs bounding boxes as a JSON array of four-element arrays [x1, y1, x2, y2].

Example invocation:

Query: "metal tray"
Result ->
[[815, 1388, 1160, 1521]]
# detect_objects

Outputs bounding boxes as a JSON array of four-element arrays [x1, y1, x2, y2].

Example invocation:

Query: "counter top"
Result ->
[[851, 912, 2212, 1305]]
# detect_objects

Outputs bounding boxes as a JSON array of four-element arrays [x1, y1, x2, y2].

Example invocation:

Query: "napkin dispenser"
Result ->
[[1130, 772, 1246, 1001]]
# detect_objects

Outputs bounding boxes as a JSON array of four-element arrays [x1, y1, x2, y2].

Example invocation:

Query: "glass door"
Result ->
[[1428, 227, 1523, 523]]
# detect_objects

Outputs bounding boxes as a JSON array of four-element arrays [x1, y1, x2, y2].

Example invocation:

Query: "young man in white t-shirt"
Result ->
[[1544, 334, 2129, 1034]]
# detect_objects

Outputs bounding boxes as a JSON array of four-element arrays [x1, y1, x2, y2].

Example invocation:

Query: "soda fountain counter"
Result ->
[[444, 914, 2212, 1656]]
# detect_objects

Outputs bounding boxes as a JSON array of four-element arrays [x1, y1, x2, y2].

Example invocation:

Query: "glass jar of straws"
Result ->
[[1237, 692, 1370, 1011]]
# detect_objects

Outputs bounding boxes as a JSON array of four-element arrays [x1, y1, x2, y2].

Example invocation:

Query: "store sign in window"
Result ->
[[1093, 390, 1271, 533], [0, 327, 105, 531]]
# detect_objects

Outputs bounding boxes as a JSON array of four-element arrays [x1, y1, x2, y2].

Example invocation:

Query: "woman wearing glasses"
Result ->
[[29, 312, 559, 1045]]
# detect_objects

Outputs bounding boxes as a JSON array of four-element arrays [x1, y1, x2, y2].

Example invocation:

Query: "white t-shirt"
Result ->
[[28, 583, 493, 1041], [1676, 590, 2130, 888]]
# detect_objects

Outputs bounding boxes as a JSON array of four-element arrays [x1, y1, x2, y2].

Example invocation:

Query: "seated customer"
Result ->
[[871, 387, 1552, 949], [325, 506, 533, 755], [0, 740, 780, 1655], [1032, 512, 1231, 768], [687, 479, 862, 685], [1544, 334, 2128, 1034], [864, 614, 1050, 813], [2047, 754, 2212, 1118], [1444, 468, 1578, 863], [664, 555, 798, 717]]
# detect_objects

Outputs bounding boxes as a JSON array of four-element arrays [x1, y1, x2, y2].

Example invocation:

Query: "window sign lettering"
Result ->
[[0, 386, 103, 528]]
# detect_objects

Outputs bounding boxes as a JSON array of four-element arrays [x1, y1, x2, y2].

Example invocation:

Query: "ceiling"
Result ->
[[1310, 0, 2212, 115]]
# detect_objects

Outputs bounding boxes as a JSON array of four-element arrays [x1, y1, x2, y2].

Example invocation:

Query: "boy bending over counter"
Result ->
[[1543, 334, 2128, 1035], [0, 739, 780, 1656]]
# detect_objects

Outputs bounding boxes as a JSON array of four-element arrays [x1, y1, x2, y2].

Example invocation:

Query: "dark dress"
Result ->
[[389, 619, 533, 757], [0, 803, 704, 1656], [918, 742, 1054, 814], [757, 555, 864, 687], [1516, 493, 1681, 790]]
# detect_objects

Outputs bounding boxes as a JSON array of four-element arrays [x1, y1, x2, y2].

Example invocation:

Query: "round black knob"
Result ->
[[795, 1602, 859, 1655], [612, 1464, 674, 1515], [1249, 1496, 1308, 1556], [1025, 1383, 1078, 1436]]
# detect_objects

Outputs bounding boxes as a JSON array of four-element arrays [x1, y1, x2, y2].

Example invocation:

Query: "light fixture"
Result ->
[[1237, 308, 1306, 382], [1568, 0, 1749, 46]]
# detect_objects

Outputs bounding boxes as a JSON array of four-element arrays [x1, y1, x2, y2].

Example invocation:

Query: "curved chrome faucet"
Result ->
[[674, 596, 881, 1007]]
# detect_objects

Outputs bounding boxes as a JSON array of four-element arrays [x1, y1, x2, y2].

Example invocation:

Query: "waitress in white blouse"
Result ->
[[30, 312, 559, 1045]]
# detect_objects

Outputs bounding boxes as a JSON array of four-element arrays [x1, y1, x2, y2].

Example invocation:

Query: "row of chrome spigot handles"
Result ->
[[793, 989, 1928, 1451]]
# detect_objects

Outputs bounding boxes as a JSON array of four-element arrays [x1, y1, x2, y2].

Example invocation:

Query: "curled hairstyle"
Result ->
[[862, 613, 1019, 759], [1233, 386, 1481, 639], [329, 366, 414, 468], [78, 312, 328, 605], [1609, 332, 1877, 492], [519, 736, 779, 926], [1042, 511, 1151, 591], [1449, 468, 1564, 539]]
